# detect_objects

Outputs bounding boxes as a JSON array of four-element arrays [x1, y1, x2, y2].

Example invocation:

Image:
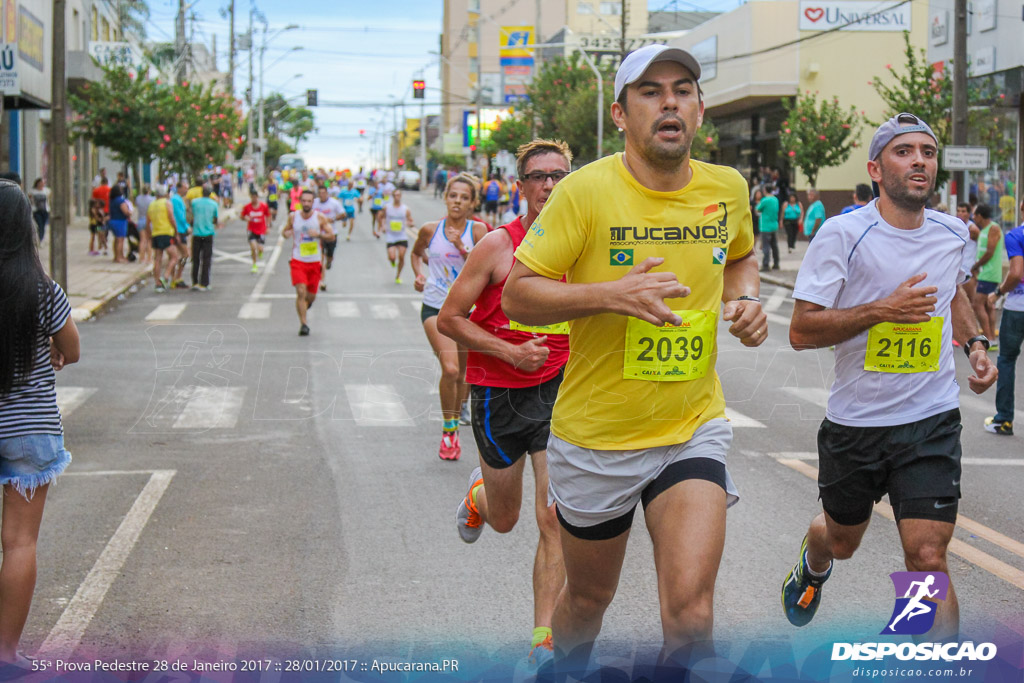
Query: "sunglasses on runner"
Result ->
[[522, 171, 569, 183]]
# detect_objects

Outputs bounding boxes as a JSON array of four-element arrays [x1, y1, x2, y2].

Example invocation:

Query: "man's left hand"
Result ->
[[967, 348, 998, 394], [722, 299, 767, 347]]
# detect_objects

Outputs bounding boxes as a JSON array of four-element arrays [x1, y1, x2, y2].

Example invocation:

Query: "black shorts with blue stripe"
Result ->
[[469, 370, 563, 470]]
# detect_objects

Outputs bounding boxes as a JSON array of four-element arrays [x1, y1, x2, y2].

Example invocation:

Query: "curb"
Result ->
[[71, 204, 244, 322], [759, 273, 796, 290]]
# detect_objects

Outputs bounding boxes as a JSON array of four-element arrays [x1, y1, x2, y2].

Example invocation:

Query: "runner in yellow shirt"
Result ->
[[503, 45, 766, 674]]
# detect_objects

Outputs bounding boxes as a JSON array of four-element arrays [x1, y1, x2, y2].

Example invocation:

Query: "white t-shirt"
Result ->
[[312, 197, 343, 222], [793, 200, 972, 428]]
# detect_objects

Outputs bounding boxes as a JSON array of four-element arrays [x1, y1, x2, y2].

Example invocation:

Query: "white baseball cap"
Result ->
[[614, 44, 702, 101]]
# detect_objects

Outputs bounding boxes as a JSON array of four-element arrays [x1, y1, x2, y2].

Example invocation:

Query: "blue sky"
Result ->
[[144, 0, 745, 169]]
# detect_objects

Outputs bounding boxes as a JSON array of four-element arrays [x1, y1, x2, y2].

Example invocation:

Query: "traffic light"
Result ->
[[359, 129, 366, 137], [306, 89, 318, 107], [413, 79, 425, 99], [397, 158, 405, 166]]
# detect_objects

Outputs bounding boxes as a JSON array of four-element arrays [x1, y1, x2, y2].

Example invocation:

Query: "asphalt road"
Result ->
[[28, 189, 1024, 679]]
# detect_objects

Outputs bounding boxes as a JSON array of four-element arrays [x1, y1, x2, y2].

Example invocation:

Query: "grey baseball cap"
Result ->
[[868, 112, 938, 161], [614, 44, 702, 101]]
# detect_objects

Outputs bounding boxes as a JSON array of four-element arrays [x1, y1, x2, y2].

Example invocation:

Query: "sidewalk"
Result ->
[[39, 201, 243, 322], [755, 232, 807, 290]]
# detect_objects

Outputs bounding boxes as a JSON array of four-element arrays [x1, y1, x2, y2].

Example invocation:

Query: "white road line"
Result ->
[[370, 302, 400, 319], [258, 292, 420, 299], [725, 407, 767, 428], [781, 386, 830, 406], [38, 470, 176, 659], [765, 311, 790, 327], [764, 287, 788, 312], [767, 451, 818, 460], [958, 393, 1024, 424], [344, 384, 415, 427], [329, 301, 360, 318], [144, 303, 187, 321], [173, 386, 246, 429], [410, 300, 422, 313], [64, 470, 164, 476], [212, 249, 253, 264], [56, 387, 97, 418], [238, 302, 271, 319], [248, 233, 285, 303]]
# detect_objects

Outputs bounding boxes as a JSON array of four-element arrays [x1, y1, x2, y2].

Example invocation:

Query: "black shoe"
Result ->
[[299, 324, 310, 336], [772, 265, 781, 270]]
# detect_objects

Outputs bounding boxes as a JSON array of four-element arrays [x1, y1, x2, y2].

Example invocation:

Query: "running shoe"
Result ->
[[989, 343, 999, 353], [251, 263, 259, 273], [88, 250, 100, 256], [160, 277, 171, 290], [781, 536, 832, 627], [455, 466, 484, 543], [174, 280, 188, 289], [459, 401, 472, 426], [155, 284, 166, 293], [395, 277, 402, 285], [320, 282, 327, 292], [983, 417, 1013, 435], [439, 431, 461, 461], [191, 284, 200, 291], [299, 324, 310, 337], [527, 635, 555, 672]]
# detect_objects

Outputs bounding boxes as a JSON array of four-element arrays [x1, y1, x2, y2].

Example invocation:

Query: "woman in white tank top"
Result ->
[[375, 189, 415, 284], [411, 174, 490, 461]]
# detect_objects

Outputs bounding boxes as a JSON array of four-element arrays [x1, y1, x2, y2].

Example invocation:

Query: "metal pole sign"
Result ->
[[943, 146, 990, 171], [0, 43, 19, 93]]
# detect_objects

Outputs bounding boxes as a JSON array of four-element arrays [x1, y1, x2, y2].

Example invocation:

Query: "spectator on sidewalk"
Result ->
[[92, 167, 106, 187], [803, 188, 826, 242], [782, 191, 802, 253], [972, 204, 1004, 349], [0, 179, 79, 678], [756, 182, 781, 271], [134, 185, 156, 265], [29, 179, 50, 242], [91, 177, 111, 256], [984, 197, 1024, 435], [957, 202, 981, 306], [840, 183, 872, 214], [147, 185, 179, 292], [189, 186, 220, 291], [107, 185, 132, 264], [170, 181, 192, 289], [115, 171, 130, 199]]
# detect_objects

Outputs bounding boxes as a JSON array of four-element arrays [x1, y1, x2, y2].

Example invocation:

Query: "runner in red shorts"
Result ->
[[282, 189, 334, 336]]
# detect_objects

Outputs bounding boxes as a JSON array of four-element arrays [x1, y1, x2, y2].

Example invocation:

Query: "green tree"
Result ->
[[157, 79, 243, 176], [690, 117, 720, 162], [779, 91, 863, 189], [115, 0, 150, 40], [489, 114, 533, 157], [69, 64, 163, 189]]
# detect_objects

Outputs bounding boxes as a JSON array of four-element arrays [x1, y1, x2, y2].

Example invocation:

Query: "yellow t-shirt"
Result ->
[[147, 198, 174, 237], [185, 186, 204, 203], [513, 154, 754, 450]]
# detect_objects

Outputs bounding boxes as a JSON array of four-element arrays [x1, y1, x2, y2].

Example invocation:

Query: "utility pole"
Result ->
[[50, 0, 69, 289], [175, 0, 186, 84], [257, 24, 265, 177], [534, 0, 542, 70], [246, 6, 254, 160], [227, 0, 235, 97], [951, 0, 968, 203], [620, 0, 628, 63], [419, 99, 427, 188]]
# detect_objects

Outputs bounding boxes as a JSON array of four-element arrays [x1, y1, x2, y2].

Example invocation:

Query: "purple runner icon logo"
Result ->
[[881, 571, 950, 635]]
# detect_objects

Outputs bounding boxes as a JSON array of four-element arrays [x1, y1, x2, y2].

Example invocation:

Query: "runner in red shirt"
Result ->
[[241, 188, 270, 272], [435, 139, 572, 672]]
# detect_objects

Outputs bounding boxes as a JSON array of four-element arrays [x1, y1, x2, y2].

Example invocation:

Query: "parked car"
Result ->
[[397, 170, 421, 190]]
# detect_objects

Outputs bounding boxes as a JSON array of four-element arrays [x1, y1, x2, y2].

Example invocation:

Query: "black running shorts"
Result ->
[[470, 370, 563, 470], [817, 408, 962, 526]]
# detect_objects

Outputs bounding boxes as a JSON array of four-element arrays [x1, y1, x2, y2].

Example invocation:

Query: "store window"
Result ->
[[965, 108, 1019, 227], [600, 2, 622, 15], [578, 2, 594, 13], [102, 17, 109, 41], [91, 6, 98, 41]]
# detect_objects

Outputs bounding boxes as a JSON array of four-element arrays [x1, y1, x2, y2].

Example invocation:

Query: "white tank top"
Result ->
[[423, 218, 476, 309], [291, 211, 322, 263], [384, 203, 408, 244]]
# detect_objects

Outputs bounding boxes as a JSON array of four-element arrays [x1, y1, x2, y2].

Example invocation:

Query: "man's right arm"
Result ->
[[790, 274, 938, 349], [503, 256, 691, 328]]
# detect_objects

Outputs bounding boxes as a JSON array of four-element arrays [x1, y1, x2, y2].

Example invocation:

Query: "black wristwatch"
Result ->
[[735, 295, 761, 303], [964, 335, 990, 356]]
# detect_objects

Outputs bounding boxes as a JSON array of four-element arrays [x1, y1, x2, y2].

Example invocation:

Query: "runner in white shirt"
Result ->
[[375, 189, 415, 284], [313, 185, 345, 291], [282, 189, 334, 336], [781, 113, 997, 640]]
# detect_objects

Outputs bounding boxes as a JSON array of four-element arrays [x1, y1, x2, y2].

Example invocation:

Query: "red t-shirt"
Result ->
[[92, 185, 111, 214], [241, 202, 270, 235]]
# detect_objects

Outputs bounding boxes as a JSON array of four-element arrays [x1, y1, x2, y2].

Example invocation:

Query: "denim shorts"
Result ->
[[0, 433, 72, 500]]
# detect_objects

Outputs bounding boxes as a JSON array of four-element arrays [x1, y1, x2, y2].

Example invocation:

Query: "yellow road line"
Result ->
[[777, 459, 1024, 592]]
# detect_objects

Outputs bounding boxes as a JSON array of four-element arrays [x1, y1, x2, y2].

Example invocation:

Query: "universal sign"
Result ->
[[799, 1, 912, 31]]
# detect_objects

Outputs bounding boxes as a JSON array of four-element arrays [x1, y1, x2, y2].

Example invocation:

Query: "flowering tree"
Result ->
[[69, 65, 164, 188], [157, 81, 243, 177], [780, 91, 863, 189]]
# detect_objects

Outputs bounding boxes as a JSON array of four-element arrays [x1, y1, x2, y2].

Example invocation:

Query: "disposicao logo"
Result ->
[[610, 249, 633, 266]]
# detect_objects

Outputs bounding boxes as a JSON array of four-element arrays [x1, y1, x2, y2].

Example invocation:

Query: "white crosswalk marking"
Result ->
[[145, 303, 187, 321], [56, 387, 97, 418], [958, 393, 1024, 424], [370, 302, 400, 319], [764, 287, 788, 312], [329, 301, 359, 318], [172, 387, 246, 429], [724, 407, 767, 428], [344, 384, 415, 427], [238, 302, 271, 319], [781, 386, 830, 406], [410, 300, 421, 313]]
